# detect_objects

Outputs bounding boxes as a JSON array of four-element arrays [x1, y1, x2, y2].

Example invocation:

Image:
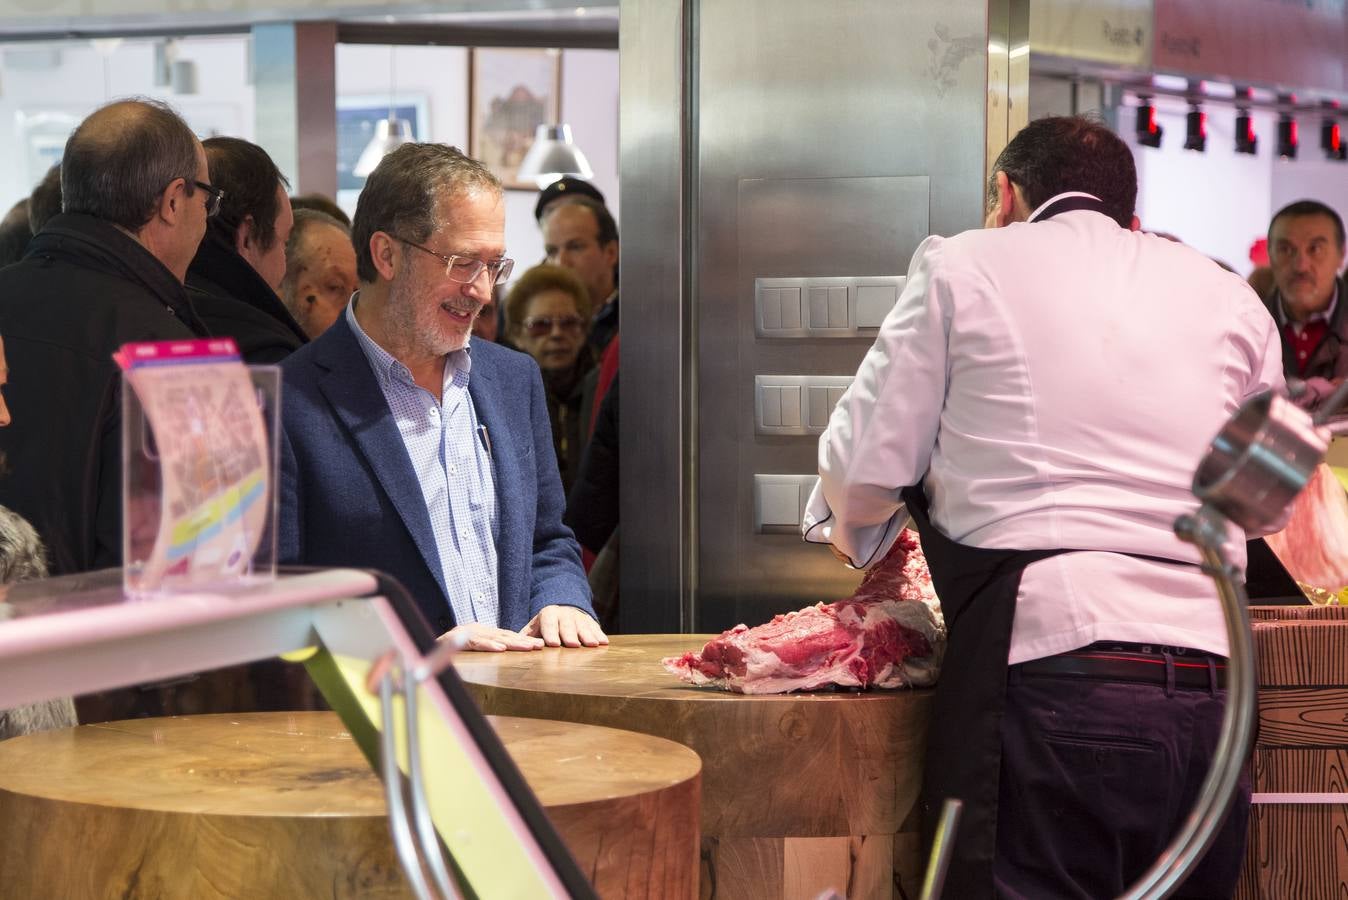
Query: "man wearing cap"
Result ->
[[541, 196, 620, 356], [533, 175, 606, 226]]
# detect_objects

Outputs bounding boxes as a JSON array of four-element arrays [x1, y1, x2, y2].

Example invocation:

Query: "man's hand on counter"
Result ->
[[443, 623, 547, 653], [523, 605, 610, 649]]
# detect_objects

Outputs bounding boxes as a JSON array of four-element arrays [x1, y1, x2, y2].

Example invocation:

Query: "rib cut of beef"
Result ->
[[662, 529, 945, 693]]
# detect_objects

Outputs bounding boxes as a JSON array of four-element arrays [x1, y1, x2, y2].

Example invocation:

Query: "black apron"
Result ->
[[906, 193, 1194, 898]]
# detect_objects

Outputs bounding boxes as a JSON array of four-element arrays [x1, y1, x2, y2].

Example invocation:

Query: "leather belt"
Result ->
[[1017, 648, 1227, 690]]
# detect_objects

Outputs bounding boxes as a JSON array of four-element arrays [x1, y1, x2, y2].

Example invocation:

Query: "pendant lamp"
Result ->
[[354, 46, 413, 178], [516, 124, 594, 189]]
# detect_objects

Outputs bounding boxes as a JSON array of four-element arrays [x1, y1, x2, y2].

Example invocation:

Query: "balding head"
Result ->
[[281, 209, 357, 338], [62, 99, 203, 233]]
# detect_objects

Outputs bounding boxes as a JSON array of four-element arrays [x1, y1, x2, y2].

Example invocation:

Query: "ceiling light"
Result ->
[[1134, 99, 1162, 148], [1277, 113, 1298, 160], [516, 124, 594, 189], [353, 46, 414, 179], [1235, 109, 1258, 155], [1184, 106, 1206, 152]]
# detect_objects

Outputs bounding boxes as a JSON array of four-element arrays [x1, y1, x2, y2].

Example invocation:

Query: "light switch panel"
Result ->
[[755, 375, 854, 435], [754, 474, 822, 533], [755, 275, 905, 338]]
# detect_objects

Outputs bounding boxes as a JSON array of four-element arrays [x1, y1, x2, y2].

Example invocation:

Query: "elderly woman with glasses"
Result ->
[[504, 264, 598, 494]]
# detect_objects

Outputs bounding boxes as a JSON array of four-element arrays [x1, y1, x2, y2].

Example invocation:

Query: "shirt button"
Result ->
[[449, 464, 458, 476]]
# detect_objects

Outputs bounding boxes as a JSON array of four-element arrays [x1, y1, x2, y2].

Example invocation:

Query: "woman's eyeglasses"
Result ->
[[522, 315, 586, 337]]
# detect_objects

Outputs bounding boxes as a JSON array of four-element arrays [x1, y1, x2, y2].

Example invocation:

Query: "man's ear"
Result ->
[[601, 238, 619, 269], [1129, 215, 1142, 232], [235, 215, 257, 254], [158, 177, 189, 226], [369, 231, 399, 281], [990, 171, 1018, 229]]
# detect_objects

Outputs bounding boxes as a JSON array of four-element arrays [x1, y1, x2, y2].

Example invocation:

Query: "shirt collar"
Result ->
[[1025, 192, 1103, 224], [1276, 281, 1339, 329], [345, 293, 472, 395]]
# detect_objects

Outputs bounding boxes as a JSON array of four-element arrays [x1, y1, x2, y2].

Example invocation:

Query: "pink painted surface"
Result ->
[[0, 568, 378, 659]]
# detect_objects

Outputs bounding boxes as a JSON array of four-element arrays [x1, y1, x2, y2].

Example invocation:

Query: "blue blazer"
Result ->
[[277, 313, 594, 633]]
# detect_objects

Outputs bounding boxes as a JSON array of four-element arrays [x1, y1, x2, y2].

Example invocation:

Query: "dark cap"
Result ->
[[534, 176, 606, 222]]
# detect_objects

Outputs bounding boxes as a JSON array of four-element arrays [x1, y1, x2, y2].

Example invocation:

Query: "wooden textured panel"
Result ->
[[1258, 688, 1348, 747], [706, 837, 783, 900], [1254, 621, 1348, 686], [1241, 805, 1348, 899], [782, 836, 850, 899], [1253, 747, 1348, 792], [0, 712, 701, 900], [1250, 605, 1348, 623]]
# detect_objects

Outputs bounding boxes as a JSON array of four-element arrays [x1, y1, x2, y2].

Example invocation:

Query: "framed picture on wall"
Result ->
[[469, 48, 562, 190], [336, 94, 430, 191]]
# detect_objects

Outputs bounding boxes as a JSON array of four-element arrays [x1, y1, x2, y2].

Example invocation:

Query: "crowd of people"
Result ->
[[0, 99, 624, 714]]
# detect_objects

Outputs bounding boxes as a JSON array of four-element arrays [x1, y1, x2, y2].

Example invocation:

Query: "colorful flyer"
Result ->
[[117, 339, 272, 593]]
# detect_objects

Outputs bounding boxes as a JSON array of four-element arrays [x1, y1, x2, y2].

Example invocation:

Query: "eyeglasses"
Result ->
[[522, 315, 586, 337], [192, 181, 225, 218], [392, 236, 515, 285]]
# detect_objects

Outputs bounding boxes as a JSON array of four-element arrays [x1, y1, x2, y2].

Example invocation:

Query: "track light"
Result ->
[[1277, 113, 1298, 160], [1135, 99, 1162, 148], [1323, 119, 1343, 160], [1184, 106, 1207, 152], [1235, 109, 1258, 155]]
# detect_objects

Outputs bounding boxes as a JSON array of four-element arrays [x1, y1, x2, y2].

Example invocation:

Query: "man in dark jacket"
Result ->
[[0, 98, 212, 574], [1263, 199, 1348, 413], [188, 137, 307, 364]]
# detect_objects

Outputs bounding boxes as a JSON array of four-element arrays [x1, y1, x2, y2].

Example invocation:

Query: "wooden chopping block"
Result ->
[[455, 634, 933, 900], [0, 711, 700, 899], [1234, 610, 1348, 899]]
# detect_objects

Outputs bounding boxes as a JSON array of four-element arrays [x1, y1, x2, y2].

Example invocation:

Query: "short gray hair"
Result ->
[[61, 98, 201, 232], [0, 505, 47, 583], [351, 143, 501, 284]]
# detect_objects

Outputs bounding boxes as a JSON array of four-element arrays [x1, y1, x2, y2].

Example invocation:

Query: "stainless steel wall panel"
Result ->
[[692, 0, 990, 630], [619, 0, 994, 633]]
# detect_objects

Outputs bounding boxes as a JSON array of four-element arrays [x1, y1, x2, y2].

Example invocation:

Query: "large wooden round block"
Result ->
[[455, 635, 934, 900], [0, 711, 700, 899]]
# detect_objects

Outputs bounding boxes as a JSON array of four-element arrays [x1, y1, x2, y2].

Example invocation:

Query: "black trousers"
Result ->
[[993, 666, 1249, 899]]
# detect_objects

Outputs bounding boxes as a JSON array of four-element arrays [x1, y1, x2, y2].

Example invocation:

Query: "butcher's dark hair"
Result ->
[[989, 114, 1137, 228], [61, 98, 201, 231], [203, 137, 291, 251], [1269, 200, 1345, 250]]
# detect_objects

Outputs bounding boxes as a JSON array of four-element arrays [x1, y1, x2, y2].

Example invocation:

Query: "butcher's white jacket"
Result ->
[[802, 193, 1285, 663]]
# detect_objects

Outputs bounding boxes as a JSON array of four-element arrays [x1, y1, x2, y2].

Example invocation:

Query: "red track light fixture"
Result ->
[[1184, 105, 1207, 152], [1135, 98, 1162, 148], [1235, 108, 1258, 154]]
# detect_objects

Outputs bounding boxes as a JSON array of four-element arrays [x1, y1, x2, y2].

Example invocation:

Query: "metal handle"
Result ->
[[1116, 507, 1258, 899], [378, 668, 436, 900], [403, 663, 466, 900]]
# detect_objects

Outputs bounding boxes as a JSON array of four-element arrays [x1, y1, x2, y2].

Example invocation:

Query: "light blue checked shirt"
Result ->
[[346, 299, 501, 627]]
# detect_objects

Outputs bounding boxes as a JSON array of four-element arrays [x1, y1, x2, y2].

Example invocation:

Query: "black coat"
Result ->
[[187, 231, 306, 364], [565, 376, 618, 553], [0, 213, 204, 574], [1264, 277, 1348, 382]]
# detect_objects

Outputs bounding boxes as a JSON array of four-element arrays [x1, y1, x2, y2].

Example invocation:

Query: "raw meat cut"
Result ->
[[1265, 463, 1348, 597], [662, 529, 945, 693]]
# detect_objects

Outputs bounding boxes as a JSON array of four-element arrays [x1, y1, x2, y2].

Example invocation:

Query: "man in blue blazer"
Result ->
[[279, 143, 605, 652]]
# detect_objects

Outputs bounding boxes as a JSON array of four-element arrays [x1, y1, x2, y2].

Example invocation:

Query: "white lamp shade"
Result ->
[[516, 124, 595, 189], [353, 117, 414, 178]]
